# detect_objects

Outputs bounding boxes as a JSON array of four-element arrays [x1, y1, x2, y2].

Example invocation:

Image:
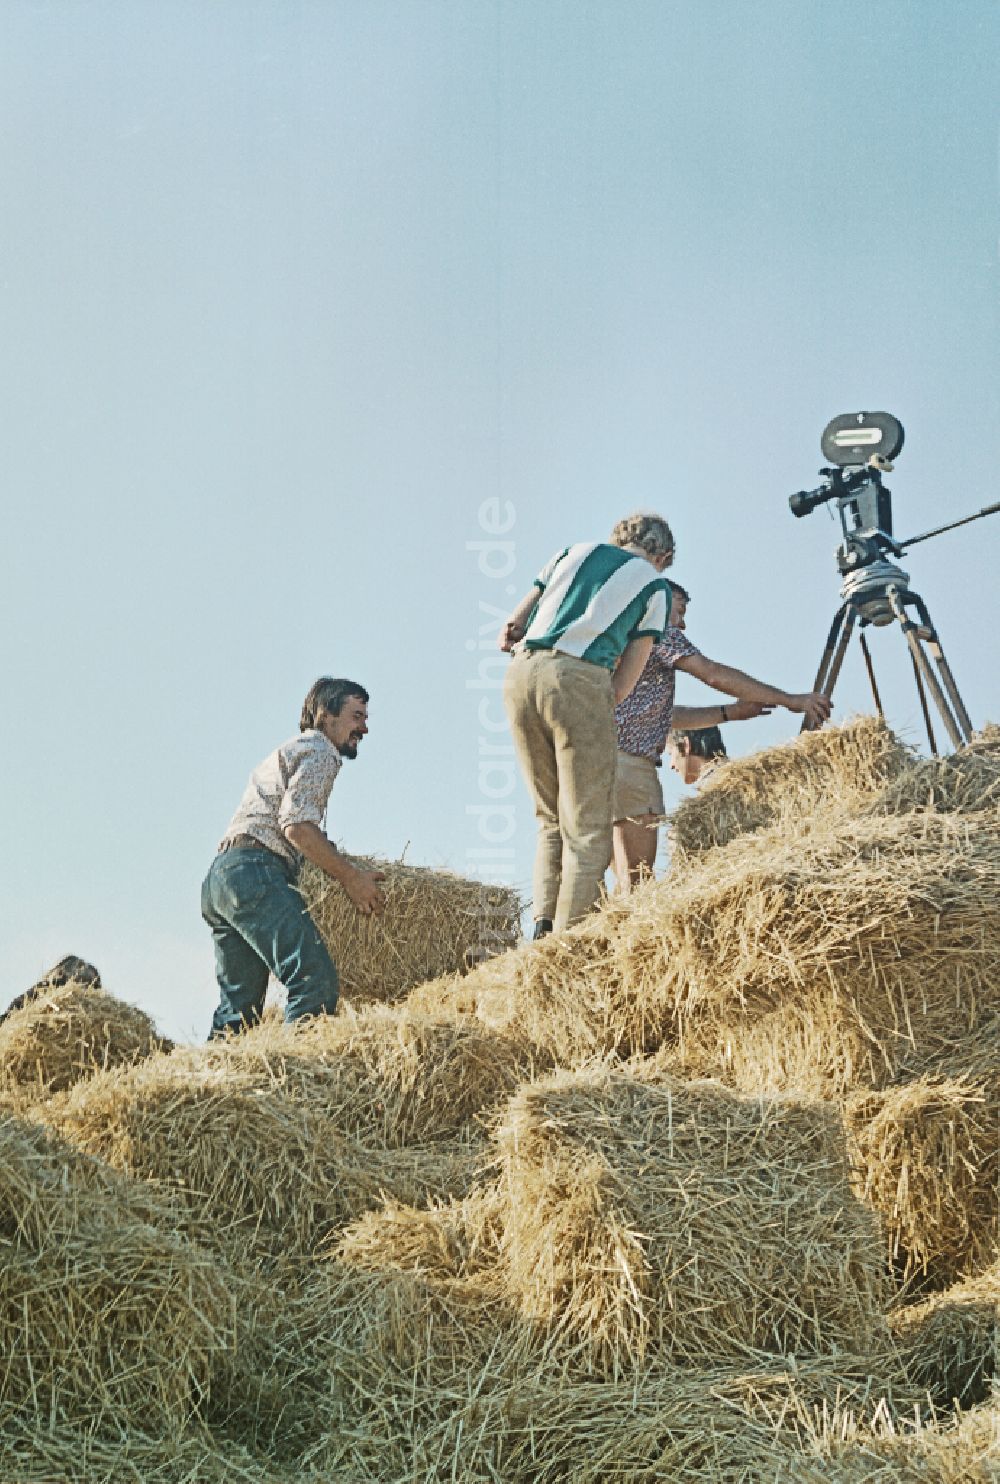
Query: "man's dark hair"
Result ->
[[300, 677, 369, 732], [672, 724, 727, 761], [669, 580, 691, 603]]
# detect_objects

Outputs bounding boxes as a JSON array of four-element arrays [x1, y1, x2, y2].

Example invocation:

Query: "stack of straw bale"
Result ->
[[6, 715, 997, 1480], [497, 1066, 887, 1372], [412, 741, 1000, 1090], [668, 716, 912, 856], [298, 855, 521, 1003], [0, 1112, 232, 1435], [0, 980, 169, 1106], [284, 1187, 917, 1484]]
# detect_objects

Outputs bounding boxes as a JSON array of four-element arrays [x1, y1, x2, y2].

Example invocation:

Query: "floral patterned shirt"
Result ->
[[614, 626, 701, 762], [220, 729, 343, 862]]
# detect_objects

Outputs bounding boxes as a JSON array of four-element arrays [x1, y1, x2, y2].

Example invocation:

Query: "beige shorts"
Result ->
[[612, 750, 664, 824]]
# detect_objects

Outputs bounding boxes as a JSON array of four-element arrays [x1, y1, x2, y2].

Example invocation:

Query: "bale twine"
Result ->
[[0, 1113, 233, 1434], [0, 981, 169, 1105], [298, 856, 521, 1003], [498, 1066, 888, 1372], [668, 716, 912, 856], [613, 808, 1000, 1088]]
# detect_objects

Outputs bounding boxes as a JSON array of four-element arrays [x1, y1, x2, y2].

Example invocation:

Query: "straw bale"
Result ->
[[654, 991, 877, 1101], [891, 1260, 1000, 1407], [480, 1355, 928, 1484], [613, 808, 1000, 1088], [409, 903, 666, 1066], [336, 1184, 507, 1282], [0, 1112, 233, 1433], [195, 1006, 535, 1145], [818, 1396, 1000, 1484], [0, 981, 169, 1105], [874, 724, 1000, 818], [41, 1052, 388, 1260], [498, 1066, 887, 1372], [41, 1018, 503, 1262], [846, 1072, 1000, 1286], [668, 716, 912, 856], [297, 1232, 920, 1484], [298, 855, 521, 1003]]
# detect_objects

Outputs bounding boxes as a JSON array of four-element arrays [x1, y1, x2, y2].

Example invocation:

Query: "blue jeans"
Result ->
[[201, 847, 339, 1039]]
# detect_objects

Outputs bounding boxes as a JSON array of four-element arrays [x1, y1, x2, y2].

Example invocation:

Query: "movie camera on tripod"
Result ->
[[790, 411, 999, 752]]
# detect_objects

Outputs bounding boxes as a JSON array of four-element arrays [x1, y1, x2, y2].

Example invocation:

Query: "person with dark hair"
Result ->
[[201, 677, 385, 1039], [667, 724, 727, 784], [499, 512, 673, 935], [612, 584, 831, 888]]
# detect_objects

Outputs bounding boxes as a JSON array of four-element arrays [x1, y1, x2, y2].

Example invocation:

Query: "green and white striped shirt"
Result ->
[[524, 543, 669, 670]]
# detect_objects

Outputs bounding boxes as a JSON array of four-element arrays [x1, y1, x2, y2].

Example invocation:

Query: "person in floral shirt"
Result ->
[[611, 585, 830, 888]]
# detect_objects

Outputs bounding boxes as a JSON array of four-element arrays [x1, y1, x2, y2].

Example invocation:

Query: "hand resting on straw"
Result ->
[[285, 822, 386, 916]]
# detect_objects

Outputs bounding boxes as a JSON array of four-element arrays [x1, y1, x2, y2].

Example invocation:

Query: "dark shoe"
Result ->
[[532, 918, 553, 941]]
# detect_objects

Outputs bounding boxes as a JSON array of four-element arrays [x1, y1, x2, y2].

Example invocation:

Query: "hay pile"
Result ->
[[298, 855, 521, 1003], [0, 980, 169, 1106], [668, 715, 912, 855], [6, 717, 1000, 1480]]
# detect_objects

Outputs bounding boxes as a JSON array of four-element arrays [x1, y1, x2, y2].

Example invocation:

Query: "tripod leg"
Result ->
[[907, 593, 975, 743], [802, 603, 856, 732], [887, 589, 968, 751], [858, 632, 884, 718], [909, 651, 938, 756]]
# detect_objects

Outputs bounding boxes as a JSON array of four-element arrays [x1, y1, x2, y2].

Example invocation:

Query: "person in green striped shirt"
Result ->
[[499, 512, 673, 935]]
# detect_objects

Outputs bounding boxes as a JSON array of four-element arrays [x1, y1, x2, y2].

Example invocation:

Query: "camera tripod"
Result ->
[[804, 566, 973, 753]]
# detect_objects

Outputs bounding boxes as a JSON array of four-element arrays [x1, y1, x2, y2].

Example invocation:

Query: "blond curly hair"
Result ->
[[609, 512, 674, 563]]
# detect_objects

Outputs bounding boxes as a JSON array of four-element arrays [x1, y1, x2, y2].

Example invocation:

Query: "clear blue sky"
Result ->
[[2, 1, 997, 1040]]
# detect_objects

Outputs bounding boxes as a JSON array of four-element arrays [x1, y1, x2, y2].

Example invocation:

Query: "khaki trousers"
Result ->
[[503, 649, 617, 929]]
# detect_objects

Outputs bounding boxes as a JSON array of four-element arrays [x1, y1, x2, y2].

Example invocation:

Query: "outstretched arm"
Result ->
[[676, 653, 831, 729], [672, 699, 771, 729]]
